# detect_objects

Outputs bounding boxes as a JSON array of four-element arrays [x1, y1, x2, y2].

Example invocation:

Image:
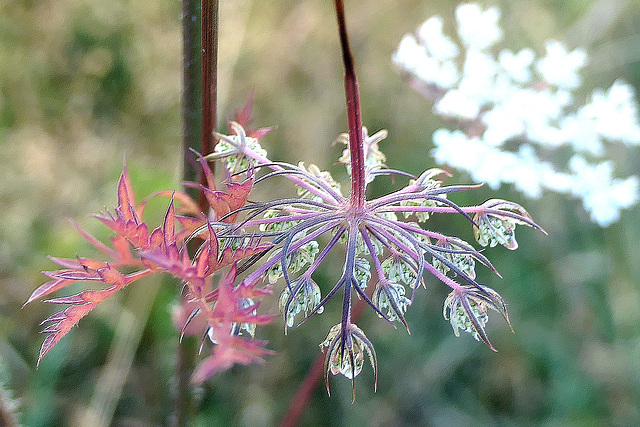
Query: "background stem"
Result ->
[[177, 0, 201, 424], [182, 0, 202, 188], [281, 298, 370, 426], [178, 0, 218, 425], [200, 0, 220, 212]]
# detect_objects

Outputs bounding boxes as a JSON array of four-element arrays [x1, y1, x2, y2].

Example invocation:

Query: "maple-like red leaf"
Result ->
[[191, 264, 274, 383], [30, 163, 275, 379], [202, 174, 255, 223], [231, 92, 273, 141], [36, 266, 153, 365], [192, 336, 274, 383], [28, 167, 170, 364]]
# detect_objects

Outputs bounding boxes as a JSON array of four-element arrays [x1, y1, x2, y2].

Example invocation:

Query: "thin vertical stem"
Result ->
[[178, 0, 201, 424], [0, 389, 17, 427], [201, 0, 217, 157], [335, 0, 366, 209], [178, 0, 219, 425], [280, 295, 371, 426], [200, 0, 220, 212], [182, 0, 202, 188]]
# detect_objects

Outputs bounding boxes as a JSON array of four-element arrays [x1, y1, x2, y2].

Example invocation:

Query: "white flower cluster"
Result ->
[[393, 3, 640, 226]]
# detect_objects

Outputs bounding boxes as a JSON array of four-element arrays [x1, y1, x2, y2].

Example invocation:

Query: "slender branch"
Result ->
[[280, 288, 371, 426], [178, 0, 202, 424], [200, 0, 220, 214], [0, 388, 17, 427], [182, 0, 202, 189], [279, 355, 324, 427], [178, 0, 219, 425], [335, 0, 366, 208]]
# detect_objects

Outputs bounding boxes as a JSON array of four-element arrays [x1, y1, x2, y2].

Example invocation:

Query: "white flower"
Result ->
[[393, 35, 426, 75], [509, 145, 551, 198], [418, 16, 459, 60], [432, 130, 507, 189], [568, 156, 639, 226], [432, 60, 460, 89], [395, 4, 640, 225], [393, 34, 459, 89], [434, 89, 480, 119], [455, 4, 502, 50], [587, 81, 640, 145], [431, 129, 476, 170], [559, 110, 605, 155], [499, 49, 534, 83], [458, 49, 498, 104], [482, 102, 525, 146], [535, 41, 586, 89]]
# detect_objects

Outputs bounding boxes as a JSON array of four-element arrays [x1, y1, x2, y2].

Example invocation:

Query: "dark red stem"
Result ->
[[279, 355, 325, 427], [335, 0, 366, 209], [281, 294, 370, 426], [181, 0, 201, 188], [177, 0, 218, 424], [199, 0, 219, 214], [178, 0, 201, 423]]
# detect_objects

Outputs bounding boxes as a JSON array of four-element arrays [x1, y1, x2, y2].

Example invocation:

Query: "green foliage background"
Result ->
[[1, 0, 640, 425]]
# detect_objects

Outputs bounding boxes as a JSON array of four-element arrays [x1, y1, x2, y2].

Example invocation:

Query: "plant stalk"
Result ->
[[281, 3, 368, 423], [335, 0, 366, 209], [182, 0, 202, 188], [178, 0, 201, 423], [200, 0, 220, 212], [178, 0, 219, 425]]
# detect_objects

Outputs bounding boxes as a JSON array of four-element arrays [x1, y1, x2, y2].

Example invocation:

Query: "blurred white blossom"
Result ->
[[394, 3, 640, 226], [417, 17, 459, 61], [535, 41, 586, 89], [455, 4, 502, 50]]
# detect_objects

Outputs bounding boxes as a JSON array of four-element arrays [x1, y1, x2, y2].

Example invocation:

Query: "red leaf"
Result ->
[[233, 91, 256, 130], [163, 198, 176, 248], [69, 220, 118, 258], [176, 215, 205, 235], [46, 257, 83, 269], [197, 153, 217, 192], [35, 268, 152, 366], [25, 278, 76, 306], [186, 265, 274, 382], [230, 92, 274, 140], [202, 174, 254, 223], [37, 287, 117, 365], [149, 228, 164, 248], [117, 166, 138, 221], [195, 240, 211, 278], [46, 294, 90, 305], [47, 269, 101, 281], [250, 127, 274, 140], [97, 265, 127, 287], [191, 336, 274, 383]]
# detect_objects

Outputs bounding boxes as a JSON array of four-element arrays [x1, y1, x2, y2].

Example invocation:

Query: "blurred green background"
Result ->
[[1, 0, 640, 425]]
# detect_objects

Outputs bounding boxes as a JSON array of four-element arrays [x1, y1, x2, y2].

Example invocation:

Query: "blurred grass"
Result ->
[[1, 0, 640, 425]]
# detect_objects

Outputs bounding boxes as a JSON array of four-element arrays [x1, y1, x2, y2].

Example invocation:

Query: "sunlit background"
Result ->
[[1, 0, 640, 425]]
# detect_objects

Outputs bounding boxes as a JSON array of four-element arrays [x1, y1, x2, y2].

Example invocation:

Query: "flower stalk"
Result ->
[[335, 0, 366, 209]]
